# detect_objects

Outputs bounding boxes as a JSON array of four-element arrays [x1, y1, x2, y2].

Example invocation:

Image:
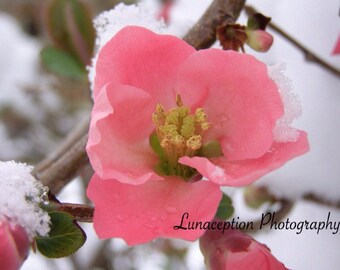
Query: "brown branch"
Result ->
[[32, 117, 90, 194], [60, 203, 94, 223], [33, 0, 247, 194], [303, 193, 340, 210], [183, 0, 246, 49], [245, 5, 340, 78]]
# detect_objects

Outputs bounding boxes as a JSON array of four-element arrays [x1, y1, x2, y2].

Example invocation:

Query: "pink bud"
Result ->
[[0, 218, 30, 270], [332, 34, 340, 55], [200, 222, 288, 270], [247, 29, 274, 52]]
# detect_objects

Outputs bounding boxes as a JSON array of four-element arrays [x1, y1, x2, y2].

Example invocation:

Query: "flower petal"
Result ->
[[177, 50, 283, 160], [180, 131, 309, 186], [87, 82, 163, 184], [94, 26, 195, 105], [0, 220, 28, 270], [87, 174, 222, 245]]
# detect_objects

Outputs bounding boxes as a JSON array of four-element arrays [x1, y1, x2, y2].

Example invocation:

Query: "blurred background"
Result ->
[[0, 0, 339, 269]]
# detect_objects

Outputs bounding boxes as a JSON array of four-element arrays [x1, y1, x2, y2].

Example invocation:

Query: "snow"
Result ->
[[269, 63, 302, 143], [0, 161, 50, 239], [93, 3, 166, 50]]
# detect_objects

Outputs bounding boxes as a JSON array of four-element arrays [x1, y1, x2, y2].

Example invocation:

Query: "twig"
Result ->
[[32, 117, 90, 194], [245, 5, 340, 78], [303, 193, 340, 210], [33, 0, 247, 194], [183, 0, 246, 49], [60, 203, 94, 223]]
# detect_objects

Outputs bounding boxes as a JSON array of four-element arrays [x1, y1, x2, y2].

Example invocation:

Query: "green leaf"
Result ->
[[35, 211, 86, 258], [215, 193, 234, 220], [41, 46, 86, 80]]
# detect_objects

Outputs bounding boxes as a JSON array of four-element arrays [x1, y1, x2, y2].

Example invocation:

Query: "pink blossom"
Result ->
[[199, 225, 288, 270], [87, 26, 309, 244], [0, 218, 30, 270]]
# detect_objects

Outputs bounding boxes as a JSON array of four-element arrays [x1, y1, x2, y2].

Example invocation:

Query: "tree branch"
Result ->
[[303, 193, 340, 210], [60, 203, 94, 223], [245, 5, 340, 78], [183, 0, 246, 49], [32, 117, 90, 194]]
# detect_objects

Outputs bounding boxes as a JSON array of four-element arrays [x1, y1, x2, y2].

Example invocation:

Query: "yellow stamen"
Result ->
[[152, 94, 210, 177]]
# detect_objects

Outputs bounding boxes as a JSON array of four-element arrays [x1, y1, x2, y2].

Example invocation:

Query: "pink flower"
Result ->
[[87, 26, 309, 245], [199, 225, 288, 270], [0, 218, 30, 270]]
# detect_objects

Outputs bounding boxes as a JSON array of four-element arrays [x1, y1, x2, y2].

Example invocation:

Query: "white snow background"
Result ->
[[0, 0, 338, 269]]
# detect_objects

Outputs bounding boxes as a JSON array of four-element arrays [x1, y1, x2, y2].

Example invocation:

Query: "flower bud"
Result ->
[[0, 218, 30, 270], [244, 185, 275, 209], [199, 221, 288, 270], [246, 29, 274, 52]]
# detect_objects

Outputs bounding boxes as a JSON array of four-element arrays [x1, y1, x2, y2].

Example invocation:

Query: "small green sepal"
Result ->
[[215, 193, 234, 220]]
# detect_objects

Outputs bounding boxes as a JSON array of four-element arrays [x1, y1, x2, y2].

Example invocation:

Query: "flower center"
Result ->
[[151, 95, 209, 178]]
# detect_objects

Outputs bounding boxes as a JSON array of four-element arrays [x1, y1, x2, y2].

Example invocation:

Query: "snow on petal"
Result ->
[[94, 3, 167, 50], [269, 63, 302, 143], [87, 174, 222, 245], [0, 161, 50, 239]]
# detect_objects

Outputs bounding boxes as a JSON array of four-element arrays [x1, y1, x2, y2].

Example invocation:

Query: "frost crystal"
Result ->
[[0, 161, 50, 239], [269, 63, 302, 142]]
